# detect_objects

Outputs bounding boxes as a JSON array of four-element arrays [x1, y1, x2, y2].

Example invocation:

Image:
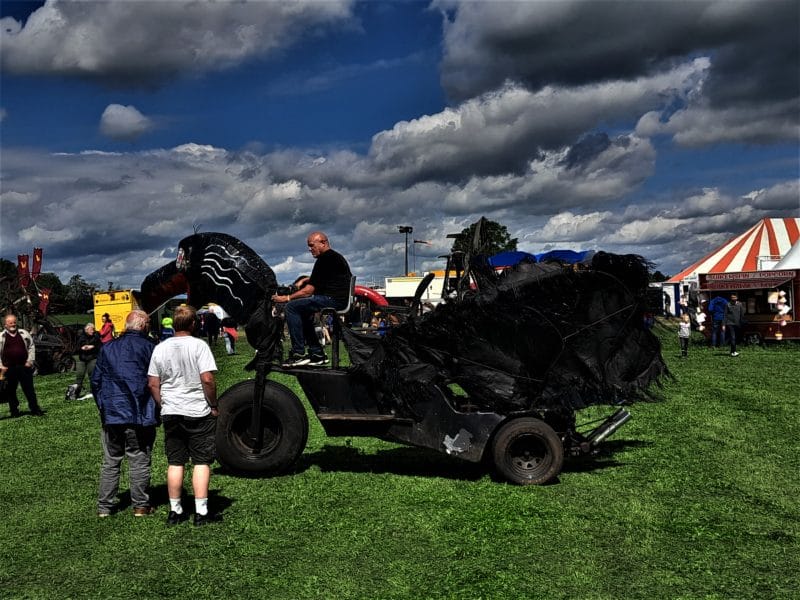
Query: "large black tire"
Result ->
[[216, 379, 309, 475], [492, 417, 564, 485]]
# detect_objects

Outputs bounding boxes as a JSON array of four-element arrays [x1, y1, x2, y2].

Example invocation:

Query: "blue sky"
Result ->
[[1, 0, 798, 289]]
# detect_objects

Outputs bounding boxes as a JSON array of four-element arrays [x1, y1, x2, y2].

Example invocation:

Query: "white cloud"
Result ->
[[535, 212, 613, 243], [99, 104, 153, 141], [367, 62, 704, 184], [19, 223, 81, 243], [0, 0, 356, 85]]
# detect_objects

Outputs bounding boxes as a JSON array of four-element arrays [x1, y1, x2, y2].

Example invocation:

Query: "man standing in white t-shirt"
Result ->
[[148, 305, 221, 526]]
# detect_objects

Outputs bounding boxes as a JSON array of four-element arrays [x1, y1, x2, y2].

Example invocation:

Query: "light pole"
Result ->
[[398, 226, 412, 275], [413, 239, 431, 275]]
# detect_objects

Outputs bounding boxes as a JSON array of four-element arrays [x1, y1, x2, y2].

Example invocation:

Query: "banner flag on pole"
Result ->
[[32, 248, 43, 280], [17, 254, 30, 288]]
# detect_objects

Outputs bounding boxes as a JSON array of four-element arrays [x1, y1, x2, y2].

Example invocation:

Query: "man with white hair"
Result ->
[[91, 310, 158, 517], [0, 314, 43, 417]]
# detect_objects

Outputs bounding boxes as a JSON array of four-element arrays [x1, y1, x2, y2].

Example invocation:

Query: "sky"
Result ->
[[1, 0, 798, 290]]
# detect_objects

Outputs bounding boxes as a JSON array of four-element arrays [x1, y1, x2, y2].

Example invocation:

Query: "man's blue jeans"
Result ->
[[710, 320, 724, 347], [284, 295, 341, 356]]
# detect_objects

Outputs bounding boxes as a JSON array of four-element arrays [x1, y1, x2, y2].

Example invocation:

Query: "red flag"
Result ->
[[38, 288, 51, 316], [32, 248, 43, 280], [17, 254, 30, 288]]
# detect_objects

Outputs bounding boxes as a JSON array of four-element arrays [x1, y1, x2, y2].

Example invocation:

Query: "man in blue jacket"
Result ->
[[707, 294, 728, 348], [91, 310, 158, 518]]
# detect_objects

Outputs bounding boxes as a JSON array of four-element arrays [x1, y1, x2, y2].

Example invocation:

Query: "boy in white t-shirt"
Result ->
[[148, 305, 220, 526]]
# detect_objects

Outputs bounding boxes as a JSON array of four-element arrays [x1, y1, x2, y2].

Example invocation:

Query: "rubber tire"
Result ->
[[58, 357, 76, 373], [216, 379, 309, 475], [492, 417, 564, 485]]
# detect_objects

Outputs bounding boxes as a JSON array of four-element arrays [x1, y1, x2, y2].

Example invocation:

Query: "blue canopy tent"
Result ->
[[488, 249, 594, 268], [535, 249, 594, 264], [487, 251, 537, 268]]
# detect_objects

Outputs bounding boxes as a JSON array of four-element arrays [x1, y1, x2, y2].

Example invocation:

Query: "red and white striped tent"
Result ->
[[668, 217, 800, 283]]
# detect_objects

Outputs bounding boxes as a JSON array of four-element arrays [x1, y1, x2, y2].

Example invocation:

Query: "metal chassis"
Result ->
[[245, 359, 631, 466]]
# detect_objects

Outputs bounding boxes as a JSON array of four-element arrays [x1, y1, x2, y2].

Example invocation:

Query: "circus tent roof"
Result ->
[[667, 217, 800, 283], [774, 238, 800, 269]]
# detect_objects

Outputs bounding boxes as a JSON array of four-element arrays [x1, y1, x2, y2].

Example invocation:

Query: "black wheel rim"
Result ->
[[506, 433, 550, 478], [226, 406, 283, 461]]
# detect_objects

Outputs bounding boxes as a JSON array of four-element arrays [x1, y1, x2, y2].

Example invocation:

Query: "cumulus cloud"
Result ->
[[746, 181, 800, 211], [0, 0, 355, 86], [1, 1, 796, 284], [99, 104, 153, 141], [367, 61, 702, 184], [535, 212, 613, 243], [2, 138, 794, 286], [438, 0, 799, 146]]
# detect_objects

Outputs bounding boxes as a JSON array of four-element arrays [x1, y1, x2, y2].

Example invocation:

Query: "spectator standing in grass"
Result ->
[[91, 310, 158, 517], [707, 294, 727, 348], [99, 313, 115, 344], [221, 317, 238, 355], [724, 293, 746, 357], [67, 322, 102, 400], [678, 313, 691, 358], [147, 305, 221, 526], [160, 315, 175, 341], [204, 310, 220, 346], [0, 314, 43, 417]]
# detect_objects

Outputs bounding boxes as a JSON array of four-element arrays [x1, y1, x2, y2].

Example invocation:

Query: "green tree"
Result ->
[[649, 270, 670, 283], [65, 274, 95, 313], [450, 219, 518, 255]]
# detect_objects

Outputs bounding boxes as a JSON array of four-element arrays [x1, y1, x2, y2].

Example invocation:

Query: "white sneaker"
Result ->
[[731, 351, 740, 357]]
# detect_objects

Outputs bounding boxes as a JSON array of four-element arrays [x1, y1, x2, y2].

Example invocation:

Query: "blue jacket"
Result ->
[[91, 331, 158, 427], [708, 296, 728, 321]]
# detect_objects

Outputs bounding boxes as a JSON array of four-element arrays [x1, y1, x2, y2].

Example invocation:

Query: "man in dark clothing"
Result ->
[[204, 310, 220, 346], [723, 293, 746, 357], [272, 231, 352, 367], [91, 310, 159, 517], [67, 322, 102, 401], [0, 314, 43, 417]]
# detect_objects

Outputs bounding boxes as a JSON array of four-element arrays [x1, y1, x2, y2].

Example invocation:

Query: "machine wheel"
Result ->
[[57, 357, 76, 373], [216, 379, 309, 475], [492, 417, 564, 485]]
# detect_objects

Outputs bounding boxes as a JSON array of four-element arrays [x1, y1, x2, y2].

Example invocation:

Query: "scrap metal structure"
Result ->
[[141, 218, 667, 484]]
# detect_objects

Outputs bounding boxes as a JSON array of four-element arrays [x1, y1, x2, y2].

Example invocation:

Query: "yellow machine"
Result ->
[[93, 290, 139, 334]]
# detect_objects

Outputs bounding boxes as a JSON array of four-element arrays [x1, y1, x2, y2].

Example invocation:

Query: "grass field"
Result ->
[[1, 320, 798, 599]]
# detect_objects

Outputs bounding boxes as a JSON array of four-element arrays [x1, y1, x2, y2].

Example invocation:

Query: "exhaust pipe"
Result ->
[[587, 408, 631, 446]]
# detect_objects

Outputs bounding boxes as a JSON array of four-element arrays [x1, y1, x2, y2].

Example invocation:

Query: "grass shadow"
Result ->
[[560, 438, 652, 476], [111, 483, 234, 515], [301, 444, 487, 482]]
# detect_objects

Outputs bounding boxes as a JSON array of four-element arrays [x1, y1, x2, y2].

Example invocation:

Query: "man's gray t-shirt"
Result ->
[[148, 336, 217, 417]]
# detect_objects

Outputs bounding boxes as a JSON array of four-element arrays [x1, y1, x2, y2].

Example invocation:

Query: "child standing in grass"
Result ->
[[678, 313, 691, 357]]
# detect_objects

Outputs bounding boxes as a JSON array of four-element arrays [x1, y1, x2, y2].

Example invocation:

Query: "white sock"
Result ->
[[169, 498, 183, 514], [195, 497, 208, 516]]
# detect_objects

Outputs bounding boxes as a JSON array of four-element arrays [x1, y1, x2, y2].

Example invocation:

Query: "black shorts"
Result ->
[[162, 414, 216, 466]]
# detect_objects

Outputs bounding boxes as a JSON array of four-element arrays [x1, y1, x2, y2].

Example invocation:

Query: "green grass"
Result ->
[[1, 320, 798, 599]]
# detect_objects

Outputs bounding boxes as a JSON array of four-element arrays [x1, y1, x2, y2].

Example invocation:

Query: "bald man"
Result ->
[[271, 231, 351, 366]]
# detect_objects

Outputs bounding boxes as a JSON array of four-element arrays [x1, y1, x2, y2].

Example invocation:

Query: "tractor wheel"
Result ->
[[492, 417, 564, 485], [216, 379, 308, 475]]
